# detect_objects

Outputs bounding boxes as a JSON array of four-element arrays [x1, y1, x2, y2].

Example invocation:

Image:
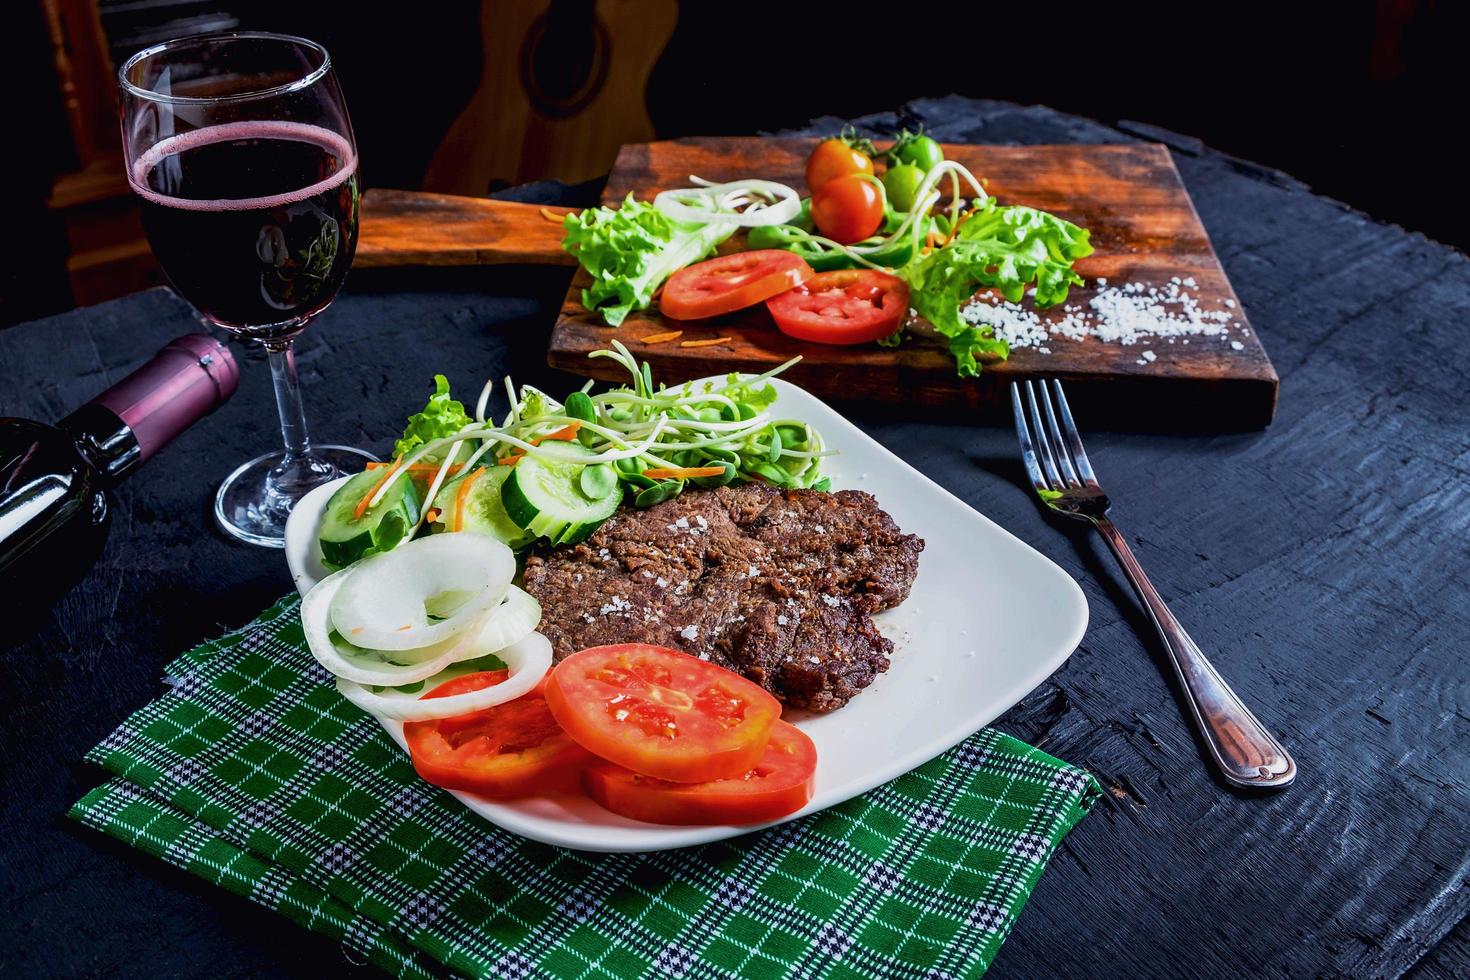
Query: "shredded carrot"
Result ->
[[354, 456, 403, 519], [680, 337, 732, 348], [642, 465, 727, 480], [540, 206, 569, 222], [535, 421, 581, 443], [366, 461, 466, 475], [424, 508, 440, 524], [452, 468, 486, 532], [641, 330, 684, 345], [942, 208, 975, 248], [396, 625, 412, 632], [925, 228, 937, 250], [497, 423, 578, 468]]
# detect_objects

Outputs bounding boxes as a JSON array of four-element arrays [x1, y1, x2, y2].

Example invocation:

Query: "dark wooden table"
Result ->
[[2, 98, 1467, 979]]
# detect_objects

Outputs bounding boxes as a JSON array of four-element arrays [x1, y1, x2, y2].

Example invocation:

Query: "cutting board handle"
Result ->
[[356, 188, 575, 268]]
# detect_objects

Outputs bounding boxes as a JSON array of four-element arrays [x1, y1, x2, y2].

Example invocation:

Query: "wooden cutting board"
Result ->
[[548, 137, 1279, 430]]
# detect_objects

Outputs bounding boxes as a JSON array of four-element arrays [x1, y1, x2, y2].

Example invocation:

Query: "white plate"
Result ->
[[284, 378, 1088, 852]]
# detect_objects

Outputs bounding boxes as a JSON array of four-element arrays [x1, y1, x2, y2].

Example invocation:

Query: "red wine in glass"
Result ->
[[135, 121, 359, 339], [119, 32, 375, 547]]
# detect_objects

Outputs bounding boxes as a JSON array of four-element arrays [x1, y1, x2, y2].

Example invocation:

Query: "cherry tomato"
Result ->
[[404, 673, 592, 798], [810, 174, 884, 245], [545, 644, 781, 783], [766, 269, 909, 346], [805, 138, 873, 193], [660, 250, 814, 321], [882, 163, 925, 212], [895, 134, 944, 172], [583, 720, 817, 826]]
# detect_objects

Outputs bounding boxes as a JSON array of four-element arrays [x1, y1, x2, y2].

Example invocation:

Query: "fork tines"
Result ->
[[1010, 380, 1099, 494]]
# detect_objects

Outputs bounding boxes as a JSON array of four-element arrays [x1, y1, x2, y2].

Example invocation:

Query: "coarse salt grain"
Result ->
[[679, 625, 699, 641], [599, 596, 631, 616], [959, 277, 1242, 353]]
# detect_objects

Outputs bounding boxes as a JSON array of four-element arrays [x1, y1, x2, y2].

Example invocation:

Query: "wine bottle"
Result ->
[[0, 334, 239, 609]]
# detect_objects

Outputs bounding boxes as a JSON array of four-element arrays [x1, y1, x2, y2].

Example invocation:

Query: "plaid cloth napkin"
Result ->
[[70, 596, 1098, 979]]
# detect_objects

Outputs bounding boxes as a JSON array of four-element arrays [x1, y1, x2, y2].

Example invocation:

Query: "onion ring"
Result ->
[[329, 533, 516, 651], [335, 631, 554, 721]]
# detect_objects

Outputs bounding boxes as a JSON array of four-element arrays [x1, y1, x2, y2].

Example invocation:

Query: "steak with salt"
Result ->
[[522, 482, 923, 712]]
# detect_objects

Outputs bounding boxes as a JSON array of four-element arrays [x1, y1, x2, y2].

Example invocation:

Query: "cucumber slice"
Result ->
[[319, 468, 421, 568], [430, 466, 535, 549], [501, 446, 622, 544]]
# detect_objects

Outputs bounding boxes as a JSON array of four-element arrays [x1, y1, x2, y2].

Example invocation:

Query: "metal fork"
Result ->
[[1011, 380, 1296, 789]]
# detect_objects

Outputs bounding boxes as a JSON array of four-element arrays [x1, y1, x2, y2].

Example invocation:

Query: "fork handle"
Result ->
[[1091, 517, 1296, 789]]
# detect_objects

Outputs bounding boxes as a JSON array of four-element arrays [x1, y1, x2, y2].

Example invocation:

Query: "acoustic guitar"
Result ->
[[422, 0, 677, 194]]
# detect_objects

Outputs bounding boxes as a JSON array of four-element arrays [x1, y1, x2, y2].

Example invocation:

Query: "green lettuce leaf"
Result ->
[[563, 195, 734, 326], [393, 374, 470, 459], [902, 200, 1093, 376]]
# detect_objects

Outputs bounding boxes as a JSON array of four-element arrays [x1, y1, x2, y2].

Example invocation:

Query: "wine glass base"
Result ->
[[214, 444, 377, 548]]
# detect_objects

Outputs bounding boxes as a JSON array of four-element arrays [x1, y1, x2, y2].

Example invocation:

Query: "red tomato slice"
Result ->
[[544, 644, 781, 783], [766, 269, 910, 345], [660, 250, 814, 321], [403, 672, 592, 799], [583, 720, 817, 826]]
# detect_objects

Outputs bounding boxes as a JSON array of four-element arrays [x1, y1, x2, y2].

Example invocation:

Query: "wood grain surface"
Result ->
[[2, 98, 1466, 980], [550, 137, 1280, 430], [356, 188, 574, 268]]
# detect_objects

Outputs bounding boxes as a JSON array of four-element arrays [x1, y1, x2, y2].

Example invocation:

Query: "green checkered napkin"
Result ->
[[71, 597, 1098, 979]]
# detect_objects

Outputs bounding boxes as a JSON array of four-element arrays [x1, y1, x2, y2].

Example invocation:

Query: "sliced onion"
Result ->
[[335, 631, 554, 722], [329, 533, 515, 651], [304, 573, 541, 686], [654, 178, 801, 228]]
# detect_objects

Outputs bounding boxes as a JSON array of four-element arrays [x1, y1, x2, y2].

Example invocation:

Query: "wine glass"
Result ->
[[118, 32, 374, 547]]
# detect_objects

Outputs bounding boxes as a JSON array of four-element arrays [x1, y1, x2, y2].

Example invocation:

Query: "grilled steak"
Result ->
[[522, 482, 923, 712]]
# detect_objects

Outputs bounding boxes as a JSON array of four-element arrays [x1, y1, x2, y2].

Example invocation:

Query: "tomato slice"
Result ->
[[766, 269, 910, 345], [544, 644, 781, 783], [403, 672, 592, 799], [660, 250, 814, 321], [583, 720, 816, 826]]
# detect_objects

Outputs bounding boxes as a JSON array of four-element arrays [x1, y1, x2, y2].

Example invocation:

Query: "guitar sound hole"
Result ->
[[519, 0, 611, 119]]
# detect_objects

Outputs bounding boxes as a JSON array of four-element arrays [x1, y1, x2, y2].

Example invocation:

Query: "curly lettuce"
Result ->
[[393, 374, 470, 460], [563, 195, 734, 326], [902, 200, 1093, 376]]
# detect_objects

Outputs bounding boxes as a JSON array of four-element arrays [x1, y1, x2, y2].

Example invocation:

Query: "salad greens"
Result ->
[[393, 374, 470, 460], [559, 128, 1095, 378], [563, 195, 733, 326], [901, 200, 1093, 376], [358, 345, 831, 554]]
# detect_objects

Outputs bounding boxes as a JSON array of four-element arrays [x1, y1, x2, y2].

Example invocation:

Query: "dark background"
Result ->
[[8, 0, 1465, 325]]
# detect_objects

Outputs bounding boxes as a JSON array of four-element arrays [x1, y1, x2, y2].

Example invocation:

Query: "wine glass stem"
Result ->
[[266, 341, 312, 461]]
